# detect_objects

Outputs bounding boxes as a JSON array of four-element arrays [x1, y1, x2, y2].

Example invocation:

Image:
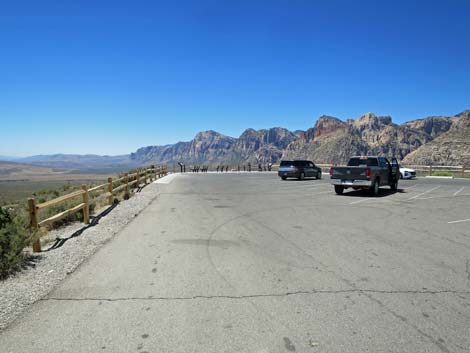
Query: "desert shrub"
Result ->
[[0, 207, 12, 227], [0, 208, 34, 279], [432, 171, 453, 177]]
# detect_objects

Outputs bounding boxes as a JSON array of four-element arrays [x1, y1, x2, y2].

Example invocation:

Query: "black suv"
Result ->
[[278, 160, 322, 180]]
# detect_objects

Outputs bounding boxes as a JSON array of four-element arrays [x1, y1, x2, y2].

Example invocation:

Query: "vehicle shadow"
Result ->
[[282, 178, 321, 181], [338, 187, 409, 198]]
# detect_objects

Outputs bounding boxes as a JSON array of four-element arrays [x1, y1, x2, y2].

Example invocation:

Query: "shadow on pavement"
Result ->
[[337, 187, 409, 198], [44, 203, 119, 252]]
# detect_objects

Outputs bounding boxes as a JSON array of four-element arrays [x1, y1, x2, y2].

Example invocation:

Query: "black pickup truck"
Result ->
[[329, 156, 399, 196]]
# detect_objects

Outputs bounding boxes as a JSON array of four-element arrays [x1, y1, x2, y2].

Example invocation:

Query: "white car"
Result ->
[[399, 165, 416, 179]]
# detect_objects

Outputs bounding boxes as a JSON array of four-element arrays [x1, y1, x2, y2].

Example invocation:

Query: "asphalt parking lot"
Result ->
[[1, 172, 469, 353]]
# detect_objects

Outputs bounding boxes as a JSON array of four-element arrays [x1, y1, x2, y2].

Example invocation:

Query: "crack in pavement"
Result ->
[[42, 288, 470, 302], [467, 259, 470, 281]]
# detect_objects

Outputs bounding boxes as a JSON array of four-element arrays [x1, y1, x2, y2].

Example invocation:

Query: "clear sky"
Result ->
[[1, 0, 469, 156]]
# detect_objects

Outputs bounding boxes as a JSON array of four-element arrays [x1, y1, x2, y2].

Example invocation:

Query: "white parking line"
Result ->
[[453, 187, 465, 196], [350, 198, 375, 205], [311, 190, 333, 196], [402, 184, 418, 190], [406, 186, 440, 200], [448, 219, 470, 224]]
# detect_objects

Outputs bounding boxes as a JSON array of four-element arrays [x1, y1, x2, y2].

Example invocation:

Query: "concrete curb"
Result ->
[[424, 176, 454, 179]]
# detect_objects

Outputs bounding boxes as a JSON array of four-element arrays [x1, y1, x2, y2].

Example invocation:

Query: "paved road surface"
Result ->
[[1, 173, 470, 353]]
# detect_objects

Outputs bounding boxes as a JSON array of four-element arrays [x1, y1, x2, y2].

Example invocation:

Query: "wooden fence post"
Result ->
[[124, 173, 129, 198], [81, 185, 90, 224], [28, 198, 41, 252], [150, 165, 155, 182], [107, 177, 113, 205], [429, 165, 432, 176], [462, 165, 466, 178]]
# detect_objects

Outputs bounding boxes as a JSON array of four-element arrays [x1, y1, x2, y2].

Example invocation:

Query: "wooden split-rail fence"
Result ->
[[28, 165, 167, 252]]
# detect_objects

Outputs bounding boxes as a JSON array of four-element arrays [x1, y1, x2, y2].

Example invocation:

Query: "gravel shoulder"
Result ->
[[0, 182, 162, 330]]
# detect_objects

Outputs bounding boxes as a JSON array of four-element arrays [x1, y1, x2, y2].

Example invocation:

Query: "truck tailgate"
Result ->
[[331, 167, 369, 180]]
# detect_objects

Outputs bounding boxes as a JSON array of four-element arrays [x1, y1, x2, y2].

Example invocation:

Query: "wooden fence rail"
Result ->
[[28, 165, 167, 252]]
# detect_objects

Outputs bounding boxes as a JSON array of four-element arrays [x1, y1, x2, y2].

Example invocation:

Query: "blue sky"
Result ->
[[1, 0, 469, 156]]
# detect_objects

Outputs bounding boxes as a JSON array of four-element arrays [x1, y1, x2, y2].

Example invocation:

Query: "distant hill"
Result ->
[[0, 161, 105, 181], [0, 156, 20, 162], [16, 154, 136, 170]]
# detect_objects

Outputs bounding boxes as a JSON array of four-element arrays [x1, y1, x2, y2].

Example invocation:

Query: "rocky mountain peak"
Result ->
[[451, 110, 470, 131], [313, 116, 347, 139], [455, 110, 470, 117], [194, 130, 228, 140], [239, 128, 258, 138], [354, 112, 392, 130]]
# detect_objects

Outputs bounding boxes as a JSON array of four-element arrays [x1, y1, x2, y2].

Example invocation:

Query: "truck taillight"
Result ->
[[365, 168, 371, 178], [329, 167, 333, 176]]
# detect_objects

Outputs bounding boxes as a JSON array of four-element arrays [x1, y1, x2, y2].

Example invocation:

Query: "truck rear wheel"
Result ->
[[334, 185, 344, 194], [370, 178, 379, 196]]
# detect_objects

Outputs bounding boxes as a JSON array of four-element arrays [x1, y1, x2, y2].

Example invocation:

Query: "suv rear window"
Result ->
[[347, 157, 378, 167], [280, 161, 294, 166], [293, 161, 308, 167]]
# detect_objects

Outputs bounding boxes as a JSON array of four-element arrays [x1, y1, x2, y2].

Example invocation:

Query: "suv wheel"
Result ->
[[317, 171, 322, 179], [298, 172, 305, 180], [281, 176, 287, 180]]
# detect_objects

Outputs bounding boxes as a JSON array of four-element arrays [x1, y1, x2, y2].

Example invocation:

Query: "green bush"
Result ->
[[0, 208, 34, 279]]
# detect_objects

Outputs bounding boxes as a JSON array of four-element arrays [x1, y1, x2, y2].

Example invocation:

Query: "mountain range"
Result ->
[[4, 110, 470, 168]]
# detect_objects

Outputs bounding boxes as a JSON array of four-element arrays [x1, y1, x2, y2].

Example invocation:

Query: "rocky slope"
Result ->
[[281, 112, 448, 165], [131, 111, 469, 166], [402, 111, 470, 166], [130, 128, 297, 165]]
